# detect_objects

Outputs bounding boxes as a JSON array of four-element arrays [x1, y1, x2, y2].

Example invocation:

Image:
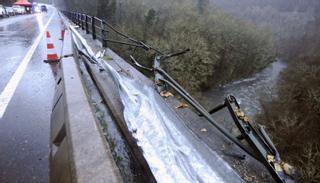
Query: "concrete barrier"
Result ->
[[59, 12, 157, 182], [49, 27, 123, 183]]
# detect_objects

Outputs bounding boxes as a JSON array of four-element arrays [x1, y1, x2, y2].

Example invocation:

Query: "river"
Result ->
[[201, 60, 287, 120]]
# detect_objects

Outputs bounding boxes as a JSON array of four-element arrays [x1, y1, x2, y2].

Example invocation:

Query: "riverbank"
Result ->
[[257, 55, 320, 182], [200, 60, 286, 119]]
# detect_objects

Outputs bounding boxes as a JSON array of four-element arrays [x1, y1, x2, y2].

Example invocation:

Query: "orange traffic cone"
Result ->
[[44, 31, 60, 63]]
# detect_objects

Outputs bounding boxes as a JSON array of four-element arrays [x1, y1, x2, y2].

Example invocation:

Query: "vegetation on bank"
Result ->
[[212, 1, 320, 181], [255, 3, 320, 182], [258, 56, 320, 182], [65, 0, 275, 93]]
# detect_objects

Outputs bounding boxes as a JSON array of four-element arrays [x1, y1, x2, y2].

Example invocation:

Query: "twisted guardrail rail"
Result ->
[[62, 10, 298, 183]]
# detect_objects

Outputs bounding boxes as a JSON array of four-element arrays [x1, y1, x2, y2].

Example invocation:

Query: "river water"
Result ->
[[201, 60, 287, 120]]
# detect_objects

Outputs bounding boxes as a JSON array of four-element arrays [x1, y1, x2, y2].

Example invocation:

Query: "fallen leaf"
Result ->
[[267, 155, 275, 163], [200, 128, 207, 132], [160, 91, 173, 98], [235, 109, 245, 118], [281, 162, 296, 176], [243, 116, 251, 123], [104, 55, 113, 60], [176, 103, 189, 109]]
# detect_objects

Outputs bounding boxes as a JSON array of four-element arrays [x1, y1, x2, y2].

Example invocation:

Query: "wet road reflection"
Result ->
[[0, 9, 56, 183], [0, 15, 38, 90]]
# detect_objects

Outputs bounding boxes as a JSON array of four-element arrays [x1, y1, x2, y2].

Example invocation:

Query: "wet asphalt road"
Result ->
[[0, 8, 61, 183]]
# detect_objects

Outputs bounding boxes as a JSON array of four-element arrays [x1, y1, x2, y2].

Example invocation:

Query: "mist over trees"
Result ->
[[213, 0, 320, 61]]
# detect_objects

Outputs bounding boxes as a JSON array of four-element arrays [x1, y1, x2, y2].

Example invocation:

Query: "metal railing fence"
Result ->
[[62, 11, 162, 54]]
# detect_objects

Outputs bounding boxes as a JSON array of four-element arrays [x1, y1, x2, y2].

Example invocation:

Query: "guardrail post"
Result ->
[[85, 15, 89, 34], [92, 17, 96, 40], [75, 13, 78, 25], [77, 13, 80, 26], [74, 13, 77, 25], [81, 14, 85, 30], [80, 14, 82, 27], [101, 21, 108, 48], [80, 14, 83, 29], [79, 14, 82, 28]]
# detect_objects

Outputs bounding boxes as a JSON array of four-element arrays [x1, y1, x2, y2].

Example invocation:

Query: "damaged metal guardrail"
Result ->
[[62, 10, 298, 183], [68, 25, 244, 182], [129, 48, 297, 183]]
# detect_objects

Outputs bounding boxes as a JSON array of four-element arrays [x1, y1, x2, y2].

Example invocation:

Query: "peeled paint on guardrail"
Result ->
[[70, 26, 243, 183]]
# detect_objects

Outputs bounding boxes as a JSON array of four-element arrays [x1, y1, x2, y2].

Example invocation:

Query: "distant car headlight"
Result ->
[[34, 7, 41, 13]]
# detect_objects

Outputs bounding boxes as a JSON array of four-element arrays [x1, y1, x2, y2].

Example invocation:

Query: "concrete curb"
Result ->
[[59, 10, 157, 182], [49, 15, 123, 183]]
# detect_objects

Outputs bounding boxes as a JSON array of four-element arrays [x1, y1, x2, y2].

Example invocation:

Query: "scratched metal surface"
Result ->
[[103, 62, 244, 183]]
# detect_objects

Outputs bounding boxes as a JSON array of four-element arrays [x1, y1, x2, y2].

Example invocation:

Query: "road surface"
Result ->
[[0, 8, 62, 183]]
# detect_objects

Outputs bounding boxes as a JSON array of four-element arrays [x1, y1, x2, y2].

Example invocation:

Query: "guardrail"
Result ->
[[65, 11, 107, 47], [61, 11, 163, 54], [63, 12, 157, 182], [61, 10, 296, 183]]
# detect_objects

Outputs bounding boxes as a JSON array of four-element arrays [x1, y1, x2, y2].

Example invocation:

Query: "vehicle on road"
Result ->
[[0, 5, 7, 18], [41, 5, 47, 13], [12, 5, 25, 15], [32, 3, 40, 13], [5, 7, 15, 16]]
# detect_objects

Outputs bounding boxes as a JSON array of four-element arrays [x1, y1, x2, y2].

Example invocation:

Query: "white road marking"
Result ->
[[0, 13, 55, 119]]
